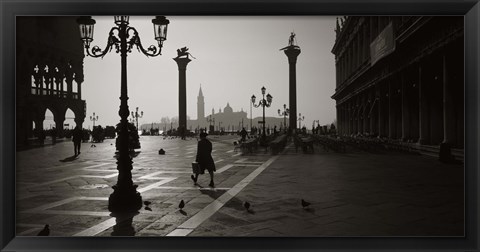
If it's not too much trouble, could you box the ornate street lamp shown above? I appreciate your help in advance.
[131,107,143,131]
[206,115,215,134]
[278,104,289,131]
[250,96,254,132]
[312,120,320,134]
[90,112,99,129]
[252,86,273,144]
[77,15,169,212]
[298,113,305,129]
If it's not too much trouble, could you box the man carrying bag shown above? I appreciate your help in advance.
[191,132,216,187]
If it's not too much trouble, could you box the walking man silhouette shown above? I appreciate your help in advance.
[191,132,216,187]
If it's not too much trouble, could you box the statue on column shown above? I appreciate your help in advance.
[288,32,296,46]
[175,47,196,59]
[280,32,300,51]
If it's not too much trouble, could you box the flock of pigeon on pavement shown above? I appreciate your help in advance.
[36,199,313,236]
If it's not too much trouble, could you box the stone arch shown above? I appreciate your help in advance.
[64,108,76,130]
[43,107,55,130]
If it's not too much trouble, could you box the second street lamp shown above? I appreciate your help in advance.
[278,104,289,132]
[131,107,143,131]
[90,112,99,129]
[206,115,215,134]
[77,15,169,213]
[251,86,273,145]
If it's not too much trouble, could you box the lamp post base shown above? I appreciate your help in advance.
[108,185,142,213]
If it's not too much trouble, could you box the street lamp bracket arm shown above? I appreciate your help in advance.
[84,27,120,58]
[127,27,162,57]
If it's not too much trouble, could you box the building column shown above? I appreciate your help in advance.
[378,89,384,137]
[388,81,393,139]
[442,54,454,144]
[77,82,82,100]
[173,56,192,134]
[284,46,301,130]
[363,96,368,134]
[369,92,375,135]
[55,114,65,138]
[418,65,428,144]
[401,73,409,141]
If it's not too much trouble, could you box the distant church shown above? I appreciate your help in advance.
[192,85,282,132]
[193,85,247,131]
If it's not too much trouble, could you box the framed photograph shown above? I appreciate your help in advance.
[1,0,479,251]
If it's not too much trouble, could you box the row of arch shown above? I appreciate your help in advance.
[30,62,83,100]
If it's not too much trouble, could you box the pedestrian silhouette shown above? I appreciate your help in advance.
[243,201,251,211]
[72,126,83,156]
[37,224,50,236]
[301,199,311,208]
[192,132,216,187]
[240,127,248,142]
[179,200,185,210]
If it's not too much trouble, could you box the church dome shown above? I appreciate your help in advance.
[224,103,233,114]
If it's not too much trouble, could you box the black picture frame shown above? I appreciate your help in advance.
[1,0,479,251]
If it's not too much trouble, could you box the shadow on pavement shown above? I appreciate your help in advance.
[110,211,139,236]
[59,155,78,162]
[200,188,226,200]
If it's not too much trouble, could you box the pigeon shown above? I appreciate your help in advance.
[243,201,251,211]
[179,200,185,210]
[144,200,151,206]
[301,199,311,208]
[37,224,50,236]
[144,206,152,211]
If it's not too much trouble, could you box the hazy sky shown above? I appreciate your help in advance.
[77,16,337,129]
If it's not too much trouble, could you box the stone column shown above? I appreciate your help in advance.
[74,116,85,130]
[65,64,74,99]
[369,92,375,135]
[173,56,192,134]
[388,81,393,139]
[401,73,409,141]
[418,65,428,144]
[363,96,368,134]
[55,114,65,138]
[442,54,454,144]
[378,89,384,137]
[284,46,301,130]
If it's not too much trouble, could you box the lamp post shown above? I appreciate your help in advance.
[206,115,215,134]
[298,113,305,129]
[250,95,255,133]
[77,15,170,212]
[90,112,99,129]
[278,104,289,131]
[131,107,143,131]
[313,120,320,134]
[251,86,273,144]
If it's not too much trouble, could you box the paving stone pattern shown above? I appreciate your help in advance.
[16,136,463,236]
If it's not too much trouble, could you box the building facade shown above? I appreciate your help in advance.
[16,17,87,147]
[331,16,464,150]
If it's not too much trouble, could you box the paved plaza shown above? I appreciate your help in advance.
[16,135,464,237]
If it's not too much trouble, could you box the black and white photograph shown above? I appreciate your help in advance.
[15,15,465,237]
